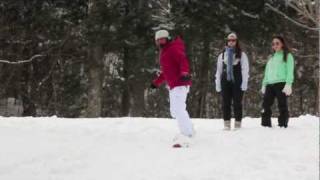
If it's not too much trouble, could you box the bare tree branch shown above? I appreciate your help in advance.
[265,3,320,31]
[295,54,319,58]
[0,54,45,64]
[287,0,318,24]
[151,0,175,30]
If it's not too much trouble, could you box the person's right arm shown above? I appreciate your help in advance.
[215,53,223,92]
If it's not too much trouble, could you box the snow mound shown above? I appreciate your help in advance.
[0,115,318,180]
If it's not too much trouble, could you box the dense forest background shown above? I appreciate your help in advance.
[0,0,319,118]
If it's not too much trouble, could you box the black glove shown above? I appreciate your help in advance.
[150,83,157,89]
[180,75,191,82]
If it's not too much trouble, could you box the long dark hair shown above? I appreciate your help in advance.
[272,36,291,62]
[223,37,242,59]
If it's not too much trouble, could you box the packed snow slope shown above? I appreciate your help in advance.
[0,115,318,180]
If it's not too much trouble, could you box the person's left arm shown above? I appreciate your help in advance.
[174,49,191,81]
[241,52,250,91]
[285,53,294,85]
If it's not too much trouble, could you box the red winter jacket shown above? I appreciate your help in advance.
[152,37,192,89]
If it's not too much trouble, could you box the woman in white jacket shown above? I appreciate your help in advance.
[215,33,249,130]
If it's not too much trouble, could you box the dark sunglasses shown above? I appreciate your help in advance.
[272,42,281,46]
[227,39,237,42]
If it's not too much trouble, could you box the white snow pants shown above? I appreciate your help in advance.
[169,86,194,137]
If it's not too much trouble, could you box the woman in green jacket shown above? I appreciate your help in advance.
[261,36,294,128]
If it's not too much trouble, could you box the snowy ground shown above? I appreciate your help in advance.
[0,115,318,180]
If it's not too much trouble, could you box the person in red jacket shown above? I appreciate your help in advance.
[151,30,194,148]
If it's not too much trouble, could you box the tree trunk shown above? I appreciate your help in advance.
[299,89,304,114]
[87,46,103,117]
[121,47,130,116]
[86,0,103,117]
[22,64,36,116]
[195,33,210,118]
[316,0,320,116]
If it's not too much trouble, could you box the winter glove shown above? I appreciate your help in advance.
[241,81,248,91]
[180,75,191,82]
[150,83,157,89]
[261,86,266,94]
[216,83,221,93]
[282,84,292,96]
[215,79,222,93]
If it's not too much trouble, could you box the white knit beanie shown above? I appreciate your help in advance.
[155,30,169,40]
[227,33,238,39]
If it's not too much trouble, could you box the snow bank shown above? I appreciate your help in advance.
[0,115,318,180]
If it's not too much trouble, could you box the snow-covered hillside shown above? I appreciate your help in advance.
[0,115,318,180]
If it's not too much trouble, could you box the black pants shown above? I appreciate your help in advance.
[261,83,289,128]
[221,81,243,122]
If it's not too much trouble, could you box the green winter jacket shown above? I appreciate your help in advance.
[262,51,294,87]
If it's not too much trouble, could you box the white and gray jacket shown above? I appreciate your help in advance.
[215,51,249,92]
